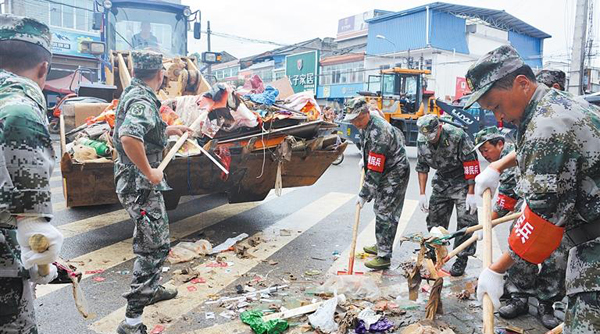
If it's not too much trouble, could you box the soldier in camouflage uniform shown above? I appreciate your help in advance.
[473,126,568,328]
[0,14,64,334]
[536,69,566,91]
[469,45,600,334]
[416,114,480,276]
[344,97,410,270]
[113,51,190,334]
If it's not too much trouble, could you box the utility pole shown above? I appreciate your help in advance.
[568,0,589,95]
[207,20,212,77]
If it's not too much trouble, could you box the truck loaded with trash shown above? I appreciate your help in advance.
[59,68,345,209]
[53,0,345,209]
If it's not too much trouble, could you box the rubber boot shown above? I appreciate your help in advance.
[363,245,377,255]
[498,297,529,319]
[148,285,178,305]
[365,256,391,270]
[538,302,560,329]
[450,256,468,277]
[117,320,148,334]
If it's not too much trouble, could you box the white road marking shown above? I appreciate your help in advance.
[36,189,295,298]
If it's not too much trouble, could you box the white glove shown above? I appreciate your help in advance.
[29,264,58,285]
[17,218,64,269]
[358,159,364,169]
[356,196,367,209]
[466,194,478,215]
[475,166,500,197]
[477,267,504,309]
[419,194,429,213]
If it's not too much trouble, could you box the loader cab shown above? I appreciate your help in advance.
[104,0,192,57]
[381,71,421,114]
[367,68,429,116]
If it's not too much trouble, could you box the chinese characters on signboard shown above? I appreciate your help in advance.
[285,50,319,94]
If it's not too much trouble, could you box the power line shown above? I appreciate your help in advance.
[26,0,95,12]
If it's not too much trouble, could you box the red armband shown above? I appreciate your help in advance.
[496,194,518,211]
[367,152,385,173]
[463,160,480,180]
[508,205,564,264]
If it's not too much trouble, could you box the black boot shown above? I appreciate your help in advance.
[538,302,560,329]
[450,256,468,277]
[498,297,529,319]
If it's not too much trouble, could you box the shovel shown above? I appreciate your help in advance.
[29,234,90,318]
[337,169,365,276]
[159,116,228,175]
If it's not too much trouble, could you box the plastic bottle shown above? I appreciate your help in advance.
[78,138,111,156]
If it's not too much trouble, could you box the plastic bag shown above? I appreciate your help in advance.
[240,310,288,334]
[160,105,184,126]
[357,308,381,329]
[177,240,212,255]
[221,102,259,131]
[210,233,249,254]
[168,245,198,264]
[318,275,381,300]
[308,295,339,333]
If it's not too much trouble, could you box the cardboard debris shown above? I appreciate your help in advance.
[401,320,456,334]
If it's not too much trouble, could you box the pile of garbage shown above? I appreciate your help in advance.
[63,75,333,165]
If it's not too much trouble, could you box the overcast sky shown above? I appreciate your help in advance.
[184,0,597,65]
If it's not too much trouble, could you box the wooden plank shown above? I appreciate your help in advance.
[117,53,131,88]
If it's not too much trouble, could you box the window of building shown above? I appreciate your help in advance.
[274,71,285,81]
[254,68,273,83]
[320,61,364,85]
[48,0,94,32]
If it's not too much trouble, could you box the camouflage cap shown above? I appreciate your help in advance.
[417,114,440,142]
[343,97,368,121]
[132,50,163,70]
[536,69,566,90]
[0,14,51,53]
[473,126,504,152]
[464,45,525,108]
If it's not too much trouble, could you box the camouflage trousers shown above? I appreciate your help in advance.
[0,228,37,334]
[374,166,410,258]
[505,230,571,302]
[426,177,477,258]
[118,190,170,318]
[564,292,600,334]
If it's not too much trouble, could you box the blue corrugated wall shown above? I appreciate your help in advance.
[429,10,469,54]
[366,11,428,55]
[508,31,543,68]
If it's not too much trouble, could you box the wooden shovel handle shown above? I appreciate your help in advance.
[347,170,365,274]
[28,234,50,276]
[463,212,520,235]
[482,189,494,334]
[443,233,479,263]
[158,132,189,172]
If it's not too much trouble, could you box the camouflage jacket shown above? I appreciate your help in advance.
[416,124,479,185]
[359,115,410,202]
[494,142,520,217]
[512,84,600,294]
[113,78,169,194]
[0,69,54,221]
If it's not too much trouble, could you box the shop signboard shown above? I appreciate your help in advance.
[285,50,319,94]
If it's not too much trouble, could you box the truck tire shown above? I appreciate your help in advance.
[332,153,344,165]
